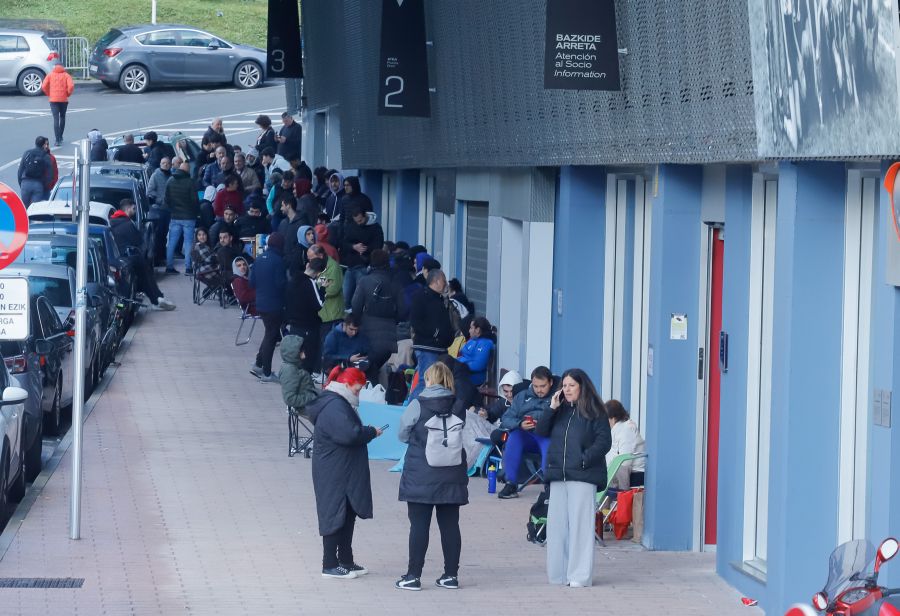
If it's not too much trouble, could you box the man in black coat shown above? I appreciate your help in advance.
[341,206,384,310]
[109,200,174,310]
[350,250,400,380]
[276,112,302,163]
[144,131,176,171]
[235,201,270,239]
[305,376,381,579]
[409,269,454,397]
[114,134,145,164]
[284,258,326,372]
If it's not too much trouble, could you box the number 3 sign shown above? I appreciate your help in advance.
[378,0,430,117]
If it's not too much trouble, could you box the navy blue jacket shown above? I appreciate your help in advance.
[322,327,371,365]
[249,248,286,313]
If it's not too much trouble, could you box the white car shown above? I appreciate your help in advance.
[27,200,117,226]
[0,29,60,96]
[0,358,29,526]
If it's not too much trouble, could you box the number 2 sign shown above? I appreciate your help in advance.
[378,0,430,117]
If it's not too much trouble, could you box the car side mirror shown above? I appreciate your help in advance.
[35,339,53,355]
[0,386,28,407]
[207,42,220,50]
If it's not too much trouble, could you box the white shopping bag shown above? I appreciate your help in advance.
[358,382,387,404]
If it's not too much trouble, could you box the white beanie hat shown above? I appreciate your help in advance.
[498,370,523,388]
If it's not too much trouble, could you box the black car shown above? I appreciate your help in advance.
[49,174,159,263]
[29,222,137,314]
[1,295,75,481]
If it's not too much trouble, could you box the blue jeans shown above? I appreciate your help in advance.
[20,179,45,208]
[409,349,441,400]
[502,429,551,483]
[167,218,196,269]
[342,265,367,310]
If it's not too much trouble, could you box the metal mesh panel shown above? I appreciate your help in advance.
[303,0,758,168]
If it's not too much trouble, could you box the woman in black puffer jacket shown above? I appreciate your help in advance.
[534,368,611,589]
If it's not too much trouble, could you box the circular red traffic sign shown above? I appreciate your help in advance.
[0,182,30,270]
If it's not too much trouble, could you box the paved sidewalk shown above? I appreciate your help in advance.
[0,277,761,615]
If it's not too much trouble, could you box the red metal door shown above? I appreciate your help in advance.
[705,228,724,545]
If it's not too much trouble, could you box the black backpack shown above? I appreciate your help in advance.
[22,150,44,180]
[526,485,551,545]
[365,281,396,319]
[385,370,408,405]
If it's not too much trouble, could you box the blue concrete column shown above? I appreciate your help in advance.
[395,170,420,245]
[360,170,383,222]
[550,166,606,383]
[641,164,703,551]
[764,162,845,612]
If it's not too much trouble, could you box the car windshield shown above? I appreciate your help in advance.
[16,244,97,282]
[28,276,72,309]
[55,185,133,208]
[822,540,876,601]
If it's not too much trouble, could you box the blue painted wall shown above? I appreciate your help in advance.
[717,165,765,599]
[642,164,703,551]
[550,166,606,383]
[395,170,420,245]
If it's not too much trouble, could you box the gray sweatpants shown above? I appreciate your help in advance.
[546,480,596,586]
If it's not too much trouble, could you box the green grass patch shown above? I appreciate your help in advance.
[3,0,283,48]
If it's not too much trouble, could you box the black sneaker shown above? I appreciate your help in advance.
[435,574,459,589]
[395,575,421,591]
[165,267,179,275]
[340,562,368,576]
[498,483,519,499]
[184,266,193,275]
[322,566,357,579]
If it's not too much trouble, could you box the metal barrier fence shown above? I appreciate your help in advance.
[47,37,90,79]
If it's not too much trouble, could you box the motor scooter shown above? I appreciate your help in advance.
[785,537,900,616]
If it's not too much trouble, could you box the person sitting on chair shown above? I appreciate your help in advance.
[191,228,221,287]
[231,256,256,313]
[605,399,646,488]
[322,314,370,373]
[478,369,524,424]
[496,366,557,499]
[280,334,320,410]
[455,316,495,385]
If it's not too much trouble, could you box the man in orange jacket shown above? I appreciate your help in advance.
[41,65,74,147]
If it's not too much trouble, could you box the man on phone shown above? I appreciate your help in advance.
[496,366,558,499]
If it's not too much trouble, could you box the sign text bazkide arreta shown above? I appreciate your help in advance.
[544,0,621,91]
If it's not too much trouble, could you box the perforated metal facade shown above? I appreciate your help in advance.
[302,0,759,169]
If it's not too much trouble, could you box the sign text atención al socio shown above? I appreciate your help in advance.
[544,0,621,91]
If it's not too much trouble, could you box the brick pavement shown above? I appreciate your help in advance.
[0,277,763,615]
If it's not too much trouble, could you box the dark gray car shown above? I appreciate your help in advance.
[89,24,267,94]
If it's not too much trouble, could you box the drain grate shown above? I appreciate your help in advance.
[0,578,84,588]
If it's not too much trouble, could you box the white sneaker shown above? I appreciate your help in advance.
[157,298,176,311]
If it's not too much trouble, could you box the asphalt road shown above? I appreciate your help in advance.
[0,80,287,188]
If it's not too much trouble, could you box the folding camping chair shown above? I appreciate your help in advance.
[288,406,314,458]
[595,453,647,545]
[233,284,259,346]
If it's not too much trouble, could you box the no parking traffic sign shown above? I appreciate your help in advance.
[0,181,29,269]
[0,183,31,340]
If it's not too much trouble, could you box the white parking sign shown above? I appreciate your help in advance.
[0,277,30,341]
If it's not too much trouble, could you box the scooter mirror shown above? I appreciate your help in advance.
[812,592,828,611]
[876,538,900,573]
[786,605,818,616]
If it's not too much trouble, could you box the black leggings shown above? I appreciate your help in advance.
[322,501,357,569]
[255,310,283,376]
[406,502,461,578]
[50,101,68,142]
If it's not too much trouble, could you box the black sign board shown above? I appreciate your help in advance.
[267,0,303,79]
[378,0,430,117]
[544,0,620,91]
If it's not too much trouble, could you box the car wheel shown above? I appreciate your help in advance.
[9,437,26,503]
[234,61,262,89]
[119,65,149,94]
[0,449,10,527]
[25,414,43,483]
[44,376,63,437]
[17,68,44,96]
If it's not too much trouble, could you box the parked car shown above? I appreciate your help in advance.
[49,174,158,262]
[29,222,137,314]
[106,132,201,172]
[0,359,28,526]
[91,161,150,194]
[16,233,116,332]
[3,265,104,397]
[27,200,116,226]
[89,24,267,94]
[0,29,60,95]
[1,294,75,482]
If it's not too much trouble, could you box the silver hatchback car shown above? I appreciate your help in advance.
[0,29,60,96]
[89,24,267,94]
